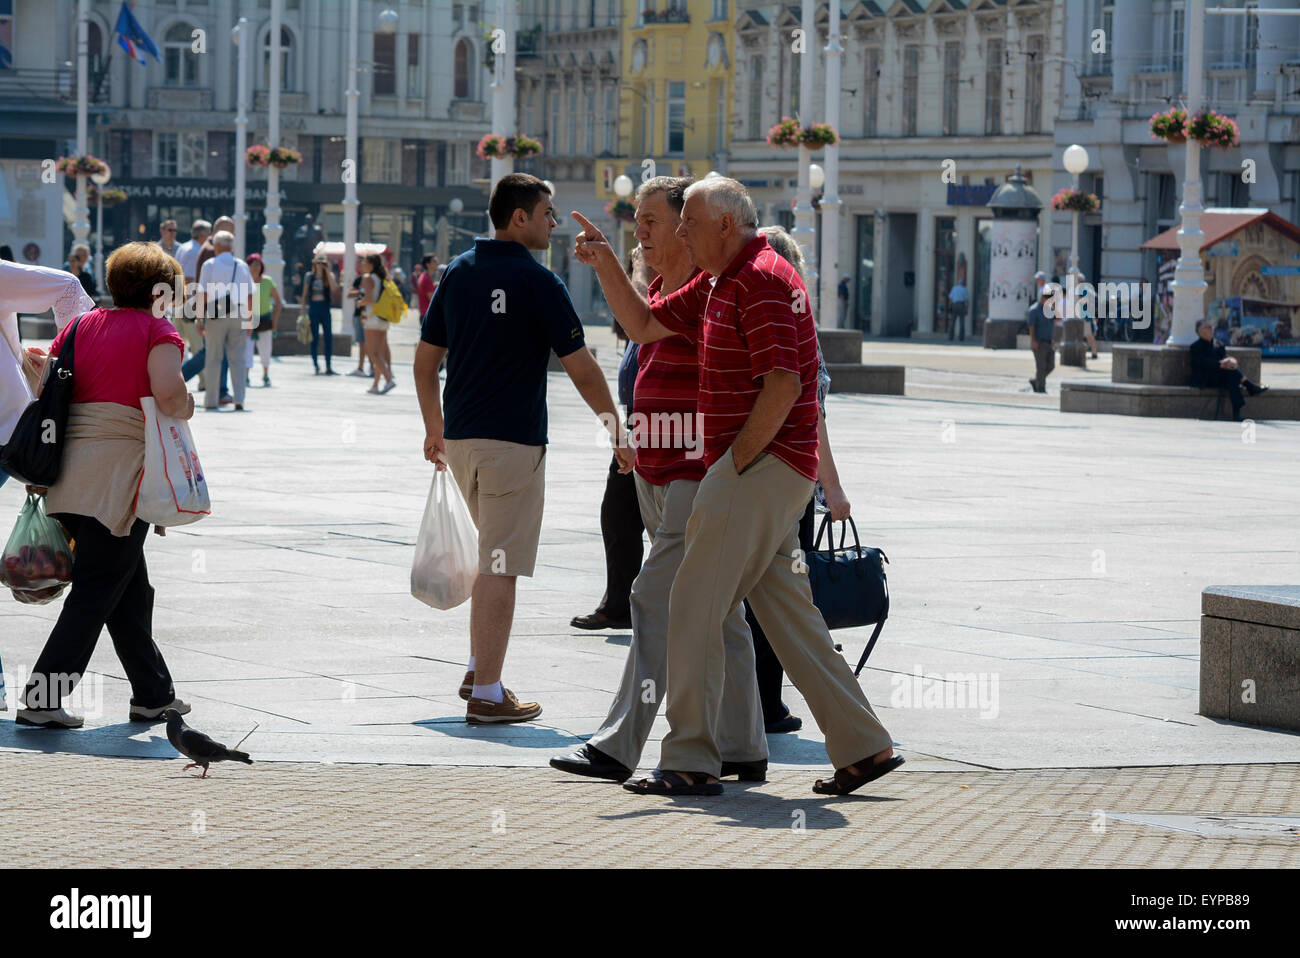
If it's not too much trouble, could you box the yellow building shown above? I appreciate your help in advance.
[594,0,735,232]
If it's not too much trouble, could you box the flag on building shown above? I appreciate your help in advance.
[114,2,160,65]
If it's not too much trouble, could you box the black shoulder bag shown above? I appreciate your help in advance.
[807,514,890,677]
[0,314,82,487]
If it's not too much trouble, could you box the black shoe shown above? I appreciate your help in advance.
[1029,379,1039,392]
[549,743,632,782]
[765,712,803,734]
[1245,382,1268,397]
[570,611,632,631]
[720,759,768,782]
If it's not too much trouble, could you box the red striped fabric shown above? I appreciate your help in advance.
[649,235,821,481]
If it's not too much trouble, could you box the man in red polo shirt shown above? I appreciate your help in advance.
[551,178,766,783]
[571,176,901,797]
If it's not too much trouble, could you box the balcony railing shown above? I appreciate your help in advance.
[0,67,111,105]
[637,6,690,26]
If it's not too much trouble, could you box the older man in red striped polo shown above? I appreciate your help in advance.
[572,175,902,797]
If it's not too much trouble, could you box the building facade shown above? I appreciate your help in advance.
[1055,0,1300,336]
[730,0,1064,338]
[1,0,492,278]
[515,0,625,321]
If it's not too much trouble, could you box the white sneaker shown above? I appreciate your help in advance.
[16,706,85,729]
[129,698,192,723]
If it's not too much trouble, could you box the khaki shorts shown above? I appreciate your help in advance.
[443,438,546,577]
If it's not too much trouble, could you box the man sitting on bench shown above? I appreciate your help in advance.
[1190,319,1268,422]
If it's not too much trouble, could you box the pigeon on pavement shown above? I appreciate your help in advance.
[164,708,254,778]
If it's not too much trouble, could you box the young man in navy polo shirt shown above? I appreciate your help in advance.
[414,173,630,724]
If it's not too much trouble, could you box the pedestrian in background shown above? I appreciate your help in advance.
[948,279,969,342]
[64,244,98,298]
[1028,286,1055,394]
[346,267,373,379]
[300,254,338,375]
[357,253,395,395]
[245,253,281,388]
[17,242,193,729]
[570,245,650,633]
[156,220,180,258]
[417,253,439,318]
[194,215,235,279]
[196,230,253,411]
[754,224,854,734]
[837,275,850,325]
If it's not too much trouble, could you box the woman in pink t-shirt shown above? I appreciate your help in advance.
[18,242,195,730]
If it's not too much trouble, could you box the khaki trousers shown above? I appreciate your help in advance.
[586,476,767,772]
[661,448,893,775]
[202,318,248,408]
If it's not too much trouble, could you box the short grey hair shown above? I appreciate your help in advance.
[683,176,758,231]
[192,220,212,234]
[635,175,693,215]
[758,225,807,283]
[1196,318,1213,332]
[212,230,235,250]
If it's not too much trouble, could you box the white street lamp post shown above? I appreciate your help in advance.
[261,0,285,292]
[91,163,111,287]
[613,174,634,269]
[342,0,361,335]
[1169,0,1206,346]
[72,0,90,258]
[232,18,250,260]
[791,1,817,292]
[1062,143,1090,368]
[818,0,843,328]
[490,0,517,189]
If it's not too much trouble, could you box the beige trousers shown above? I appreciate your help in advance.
[661,448,893,775]
[586,475,767,772]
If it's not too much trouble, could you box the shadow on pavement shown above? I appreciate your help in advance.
[410,718,576,748]
[598,783,902,830]
[0,720,175,760]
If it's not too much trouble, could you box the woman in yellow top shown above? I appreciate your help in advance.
[246,254,282,388]
[358,253,395,394]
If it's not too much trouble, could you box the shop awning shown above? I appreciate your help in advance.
[1141,208,1300,252]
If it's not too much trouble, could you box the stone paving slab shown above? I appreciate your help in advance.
[2,331,1299,771]
[0,752,1296,868]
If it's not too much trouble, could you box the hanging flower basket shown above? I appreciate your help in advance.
[476,134,507,160]
[268,146,302,168]
[56,154,108,177]
[506,134,542,158]
[1150,107,1188,144]
[801,123,839,149]
[606,198,637,223]
[245,144,271,167]
[1050,188,1100,214]
[87,185,127,207]
[766,117,802,148]
[1188,109,1240,149]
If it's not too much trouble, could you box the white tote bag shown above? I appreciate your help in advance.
[136,397,211,527]
[410,469,478,610]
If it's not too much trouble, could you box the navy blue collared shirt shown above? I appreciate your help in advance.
[422,238,586,446]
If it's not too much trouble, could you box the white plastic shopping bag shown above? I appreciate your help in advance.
[410,468,478,610]
[136,396,211,527]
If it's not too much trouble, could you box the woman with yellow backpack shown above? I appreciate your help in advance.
[358,253,404,394]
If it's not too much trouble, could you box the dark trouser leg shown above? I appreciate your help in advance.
[104,537,175,708]
[595,454,645,620]
[1212,369,1246,413]
[23,517,148,709]
[749,497,817,723]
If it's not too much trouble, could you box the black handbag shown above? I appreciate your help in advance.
[256,313,274,333]
[807,514,889,677]
[0,315,82,487]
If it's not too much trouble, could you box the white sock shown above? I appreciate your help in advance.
[472,681,503,703]
[467,656,476,671]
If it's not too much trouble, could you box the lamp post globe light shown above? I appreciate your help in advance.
[449,198,464,215]
[377,9,399,33]
[809,163,825,191]
[613,175,634,266]
[90,162,111,288]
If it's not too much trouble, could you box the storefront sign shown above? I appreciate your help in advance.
[1260,264,1300,275]
[1205,240,1238,258]
[116,181,270,202]
[947,184,997,207]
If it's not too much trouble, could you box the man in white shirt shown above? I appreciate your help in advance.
[196,231,254,411]
[0,262,95,488]
[177,220,210,284]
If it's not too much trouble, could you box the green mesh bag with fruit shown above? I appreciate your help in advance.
[2,493,74,605]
